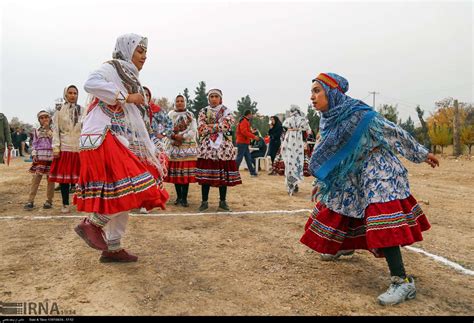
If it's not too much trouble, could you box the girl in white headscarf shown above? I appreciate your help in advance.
[281,105,311,195]
[74,33,169,263]
[165,94,198,207]
[49,85,83,213]
[195,89,242,212]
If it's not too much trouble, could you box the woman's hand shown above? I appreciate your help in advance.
[53,151,60,158]
[424,153,439,168]
[126,93,145,105]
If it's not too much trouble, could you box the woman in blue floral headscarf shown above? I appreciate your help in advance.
[300,73,439,306]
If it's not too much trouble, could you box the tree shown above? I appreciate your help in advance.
[377,104,399,123]
[182,88,192,108]
[429,124,452,154]
[307,104,320,134]
[399,116,416,136]
[188,81,208,118]
[461,125,474,155]
[416,105,431,151]
[155,97,172,113]
[252,114,270,137]
[235,95,258,121]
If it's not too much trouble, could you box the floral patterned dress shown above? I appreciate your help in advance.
[195,105,242,187]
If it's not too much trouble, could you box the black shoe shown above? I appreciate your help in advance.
[43,201,53,209]
[218,200,231,212]
[180,200,189,207]
[294,185,299,193]
[198,201,208,212]
[174,198,181,206]
[24,202,34,210]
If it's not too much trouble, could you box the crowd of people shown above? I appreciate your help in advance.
[0,33,442,306]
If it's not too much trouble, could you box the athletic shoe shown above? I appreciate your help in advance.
[378,276,416,306]
[61,205,70,213]
[139,207,148,214]
[24,202,34,210]
[43,201,53,209]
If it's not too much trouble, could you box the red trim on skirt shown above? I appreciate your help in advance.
[196,158,242,187]
[165,160,197,184]
[300,195,430,258]
[74,132,169,215]
[29,160,52,175]
[49,151,81,183]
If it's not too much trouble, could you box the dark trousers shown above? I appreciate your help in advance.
[201,185,227,202]
[235,143,256,175]
[60,183,70,206]
[382,246,406,278]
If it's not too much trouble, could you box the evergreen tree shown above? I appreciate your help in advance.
[182,88,192,109]
[377,104,399,123]
[235,95,258,120]
[400,116,416,136]
[189,81,208,118]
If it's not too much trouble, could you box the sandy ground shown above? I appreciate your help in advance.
[0,155,473,316]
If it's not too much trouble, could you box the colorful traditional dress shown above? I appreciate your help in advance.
[49,86,83,184]
[196,104,242,187]
[74,35,168,216]
[300,73,430,258]
[166,109,198,184]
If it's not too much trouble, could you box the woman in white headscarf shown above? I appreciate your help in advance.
[195,89,242,212]
[49,85,84,213]
[281,105,311,195]
[165,94,198,207]
[73,33,169,263]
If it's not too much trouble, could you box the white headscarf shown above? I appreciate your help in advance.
[100,33,163,176]
[61,85,81,126]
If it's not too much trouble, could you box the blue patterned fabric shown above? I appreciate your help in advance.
[308,73,429,218]
[309,73,377,199]
[323,117,429,218]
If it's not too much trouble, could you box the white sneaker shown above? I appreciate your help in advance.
[378,276,416,306]
[320,249,355,261]
[61,205,70,213]
[139,207,149,214]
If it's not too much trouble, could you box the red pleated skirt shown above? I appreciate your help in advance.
[165,160,197,184]
[49,151,80,183]
[195,158,242,187]
[300,195,431,258]
[74,131,169,215]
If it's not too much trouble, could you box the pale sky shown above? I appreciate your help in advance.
[1,0,472,126]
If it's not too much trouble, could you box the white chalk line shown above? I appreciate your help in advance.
[404,246,474,276]
[1,209,473,276]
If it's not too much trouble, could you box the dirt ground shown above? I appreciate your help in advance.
[0,155,473,316]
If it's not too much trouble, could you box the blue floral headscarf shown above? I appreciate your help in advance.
[309,73,380,199]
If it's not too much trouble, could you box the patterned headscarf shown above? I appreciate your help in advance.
[309,73,377,199]
[207,88,223,105]
[62,85,81,126]
[108,33,147,95]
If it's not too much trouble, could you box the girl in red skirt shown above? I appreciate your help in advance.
[195,89,242,212]
[49,85,83,213]
[24,110,55,210]
[165,94,198,207]
[73,33,169,263]
[300,73,439,305]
